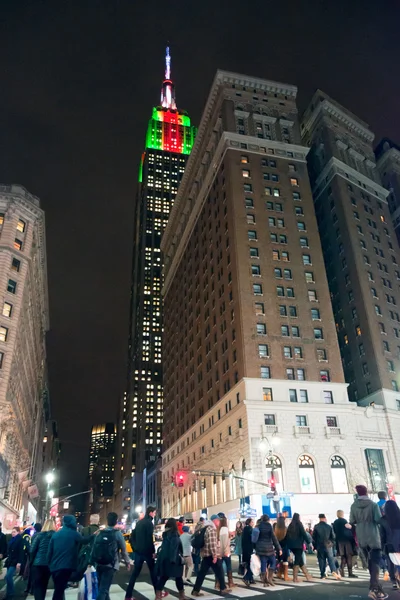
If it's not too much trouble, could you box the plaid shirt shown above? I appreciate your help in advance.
[201,523,219,559]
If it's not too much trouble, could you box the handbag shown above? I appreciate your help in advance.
[250,554,261,578]
[389,552,400,567]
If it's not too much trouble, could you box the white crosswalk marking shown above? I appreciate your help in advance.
[133,582,158,599]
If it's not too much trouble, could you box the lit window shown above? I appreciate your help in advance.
[255,303,265,315]
[320,369,330,382]
[308,290,318,302]
[262,386,273,400]
[17,219,26,233]
[305,272,314,283]
[290,178,298,186]
[273,188,280,197]
[2,303,12,318]
[0,352,4,369]
[241,156,249,164]
[0,214,4,226]
[242,169,250,178]
[0,327,8,342]
[14,239,23,251]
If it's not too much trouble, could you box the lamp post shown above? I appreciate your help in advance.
[45,472,55,519]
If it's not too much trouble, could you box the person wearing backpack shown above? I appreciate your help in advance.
[92,512,131,600]
[125,506,157,600]
[191,515,231,597]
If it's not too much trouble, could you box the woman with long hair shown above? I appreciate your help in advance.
[274,516,290,581]
[286,513,312,582]
[5,527,24,599]
[30,519,56,600]
[155,518,186,600]
[380,499,400,590]
[234,521,243,572]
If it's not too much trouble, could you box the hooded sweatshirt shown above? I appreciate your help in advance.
[47,515,84,572]
[349,496,382,549]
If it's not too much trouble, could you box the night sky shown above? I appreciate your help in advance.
[0,0,399,500]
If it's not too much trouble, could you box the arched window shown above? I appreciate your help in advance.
[266,455,283,492]
[331,455,349,493]
[298,454,317,493]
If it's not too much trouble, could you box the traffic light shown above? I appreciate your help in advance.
[170,476,175,487]
[178,474,184,488]
[268,475,276,489]
[4,490,9,500]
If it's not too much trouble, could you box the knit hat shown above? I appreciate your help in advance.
[318,514,326,519]
[182,525,189,532]
[210,514,219,521]
[355,484,368,496]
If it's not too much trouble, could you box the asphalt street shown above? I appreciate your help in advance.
[1,556,399,600]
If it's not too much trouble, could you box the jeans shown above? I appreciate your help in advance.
[6,566,16,597]
[193,556,226,592]
[31,565,51,600]
[260,555,276,573]
[361,546,381,590]
[156,575,183,592]
[52,569,73,600]
[317,547,337,576]
[221,556,232,572]
[126,553,156,595]
[97,566,115,600]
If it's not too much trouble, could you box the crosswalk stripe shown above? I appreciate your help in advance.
[133,582,157,600]
[202,578,265,596]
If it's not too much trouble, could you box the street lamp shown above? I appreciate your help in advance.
[48,490,55,499]
[135,505,142,513]
[45,472,55,485]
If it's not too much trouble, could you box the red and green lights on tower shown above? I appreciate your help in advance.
[139,47,196,181]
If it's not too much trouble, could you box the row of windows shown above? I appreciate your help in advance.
[262,388,333,403]
[242,168,299,187]
[253,283,320,304]
[260,366,330,381]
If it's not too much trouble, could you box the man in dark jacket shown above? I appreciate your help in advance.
[92,512,131,600]
[333,510,357,578]
[251,514,282,586]
[47,515,86,600]
[350,485,385,600]
[125,506,157,599]
[0,522,7,566]
[312,514,341,580]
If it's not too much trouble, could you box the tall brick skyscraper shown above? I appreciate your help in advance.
[302,92,400,409]
[115,48,196,513]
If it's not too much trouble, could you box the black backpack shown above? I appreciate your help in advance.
[191,527,207,550]
[70,541,93,582]
[92,529,117,565]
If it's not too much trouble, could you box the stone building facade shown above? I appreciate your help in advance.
[0,184,49,528]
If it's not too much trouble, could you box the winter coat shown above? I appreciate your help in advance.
[30,531,55,567]
[380,516,400,554]
[47,515,84,572]
[219,526,230,557]
[350,497,381,549]
[234,531,242,555]
[252,522,281,557]
[200,522,218,559]
[156,530,183,579]
[130,515,155,556]
[180,533,192,557]
[6,535,24,567]
[242,525,253,557]
[312,522,335,550]
[332,518,354,544]
[286,521,309,550]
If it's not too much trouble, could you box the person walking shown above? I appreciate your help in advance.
[313,514,341,580]
[47,514,87,600]
[180,526,193,584]
[192,518,204,577]
[242,518,254,587]
[0,522,7,574]
[274,516,290,581]
[380,499,400,591]
[191,514,231,597]
[156,518,187,600]
[333,510,357,578]
[251,514,281,587]
[5,527,24,599]
[350,484,387,600]
[286,513,313,582]
[218,516,234,588]
[177,518,186,536]
[91,512,131,600]
[125,506,157,599]
[377,492,388,516]
[233,522,243,569]
[30,519,56,600]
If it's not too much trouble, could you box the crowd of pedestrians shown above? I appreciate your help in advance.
[0,485,399,600]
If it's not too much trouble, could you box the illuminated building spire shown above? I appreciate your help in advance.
[161,45,176,110]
